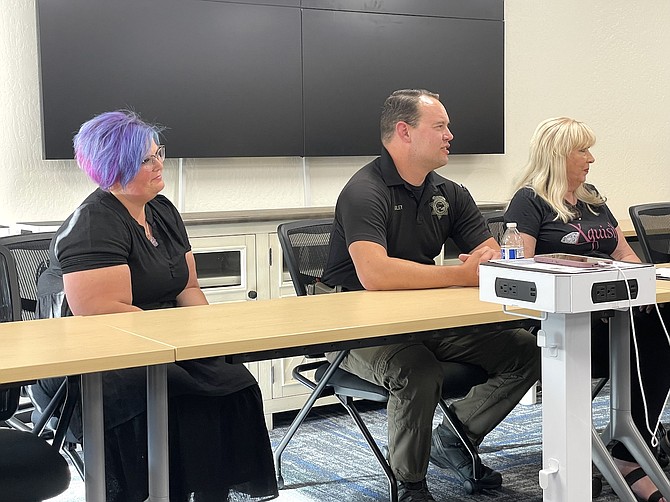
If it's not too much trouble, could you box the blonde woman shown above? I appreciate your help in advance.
[505,116,670,502]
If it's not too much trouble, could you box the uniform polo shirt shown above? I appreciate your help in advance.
[322,148,490,291]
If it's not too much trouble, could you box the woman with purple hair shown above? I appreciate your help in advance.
[31,110,278,501]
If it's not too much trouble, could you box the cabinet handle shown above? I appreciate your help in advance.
[248,290,258,300]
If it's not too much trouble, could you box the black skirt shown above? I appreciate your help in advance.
[105,384,278,501]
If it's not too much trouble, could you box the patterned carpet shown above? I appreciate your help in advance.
[51,385,669,501]
[267,386,668,502]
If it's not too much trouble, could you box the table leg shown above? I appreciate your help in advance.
[82,372,105,502]
[539,312,592,501]
[147,364,169,502]
[608,309,670,499]
[592,424,636,501]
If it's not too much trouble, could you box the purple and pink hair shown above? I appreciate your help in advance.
[73,110,163,190]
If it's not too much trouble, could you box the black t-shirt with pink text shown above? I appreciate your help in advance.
[504,185,619,260]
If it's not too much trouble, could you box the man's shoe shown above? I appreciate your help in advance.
[429,426,502,490]
[398,479,435,502]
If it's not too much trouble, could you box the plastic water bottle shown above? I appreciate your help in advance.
[500,222,524,260]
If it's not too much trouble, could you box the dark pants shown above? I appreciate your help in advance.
[337,327,540,483]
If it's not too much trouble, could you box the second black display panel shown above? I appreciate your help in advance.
[302,9,504,156]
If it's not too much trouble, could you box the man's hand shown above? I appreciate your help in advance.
[456,247,498,286]
[458,245,499,263]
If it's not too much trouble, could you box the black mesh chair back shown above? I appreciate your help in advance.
[0,244,22,425]
[0,232,84,479]
[0,245,21,324]
[629,203,670,264]
[277,219,333,296]
[1,233,72,497]
[0,232,55,321]
[481,210,506,244]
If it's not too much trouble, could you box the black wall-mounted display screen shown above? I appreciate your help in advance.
[36,0,303,159]
[300,0,503,20]
[302,9,504,156]
[36,0,503,159]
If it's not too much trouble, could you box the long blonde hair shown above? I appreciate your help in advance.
[515,117,606,222]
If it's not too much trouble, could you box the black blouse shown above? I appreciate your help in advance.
[41,188,190,310]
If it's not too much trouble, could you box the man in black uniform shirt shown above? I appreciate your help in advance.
[321,89,540,501]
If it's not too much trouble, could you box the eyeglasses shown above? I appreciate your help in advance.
[141,145,166,168]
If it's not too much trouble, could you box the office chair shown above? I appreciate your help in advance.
[629,203,670,264]
[0,233,56,321]
[0,233,84,479]
[0,385,71,501]
[273,219,491,500]
[0,242,71,501]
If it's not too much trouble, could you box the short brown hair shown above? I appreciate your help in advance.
[380,89,440,143]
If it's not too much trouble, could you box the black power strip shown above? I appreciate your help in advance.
[494,278,537,303]
[591,279,638,303]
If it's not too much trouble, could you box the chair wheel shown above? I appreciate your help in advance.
[277,475,285,490]
[592,476,602,497]
[463,479,477,495]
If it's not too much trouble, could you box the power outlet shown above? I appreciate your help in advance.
[591,279,639,303]
[494,278,537,302]
[606,284,617,300]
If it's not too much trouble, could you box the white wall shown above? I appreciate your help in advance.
[1,0,668,224]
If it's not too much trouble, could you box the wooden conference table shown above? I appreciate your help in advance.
[98,287,533,501]
[0,287,526,502]
[0,316,174,501]
[2,283,670,501]
[96,286,513,361]
[94,282,670,501]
